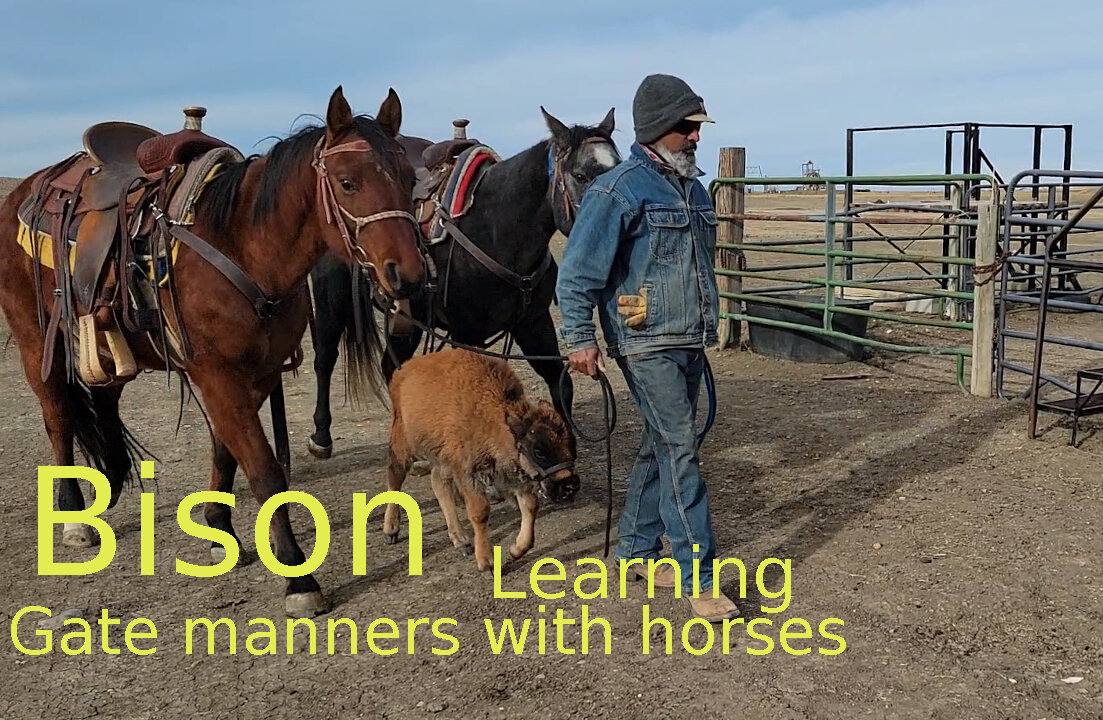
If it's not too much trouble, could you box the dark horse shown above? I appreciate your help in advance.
[0,87,425,616]
[305,107,621,472]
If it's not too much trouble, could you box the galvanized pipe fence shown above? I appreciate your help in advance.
[995,169,1103,402]
[709,157,1000,395]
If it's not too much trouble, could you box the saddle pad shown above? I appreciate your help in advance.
[424,145,500,246]
[16,220,72,271]
[145,150,240,287]
[165,145,244,225]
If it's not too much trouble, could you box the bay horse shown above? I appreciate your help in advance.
[305,107,620,480]
[0,86,425,617]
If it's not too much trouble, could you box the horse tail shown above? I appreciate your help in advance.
[68,378,152,491]
[342,266,386,407]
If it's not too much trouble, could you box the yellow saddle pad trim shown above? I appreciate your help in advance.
[16,160,225,285]
[17,219,181,283]
[16,221,72,272]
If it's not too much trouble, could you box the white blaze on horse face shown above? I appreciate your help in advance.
[589,142,619,171]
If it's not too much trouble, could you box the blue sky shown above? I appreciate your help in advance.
[2,0,1100,186]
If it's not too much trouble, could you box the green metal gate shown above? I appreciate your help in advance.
[708,168,1000,395]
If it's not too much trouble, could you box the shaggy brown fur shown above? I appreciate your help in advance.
[383,348,576,571]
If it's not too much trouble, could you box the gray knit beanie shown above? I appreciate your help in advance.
[632,74,714,145]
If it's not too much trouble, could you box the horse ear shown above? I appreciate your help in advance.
[326,86,354,138]
[377,88,403,138]
[541,106,571,150]
[597,107,615,136]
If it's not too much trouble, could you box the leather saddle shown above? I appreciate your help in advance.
[17,112,239,385]
[405,123,500,246]
[421,138,478,174]
[21,121,233,311]
[415,143,499,245]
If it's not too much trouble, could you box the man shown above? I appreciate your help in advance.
[555,73,738,622]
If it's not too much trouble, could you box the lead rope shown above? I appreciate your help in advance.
[559,367,617,556]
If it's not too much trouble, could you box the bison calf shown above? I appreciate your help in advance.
[383,348,577,571]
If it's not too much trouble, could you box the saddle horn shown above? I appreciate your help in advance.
[183,106,207,131]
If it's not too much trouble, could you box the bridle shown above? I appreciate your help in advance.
[547,136,611,228]
[312,136,420,279]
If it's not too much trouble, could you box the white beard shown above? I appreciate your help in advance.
[652,144,702,179]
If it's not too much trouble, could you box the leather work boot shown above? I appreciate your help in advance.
[629,562,678,588]
[689,589,740,623]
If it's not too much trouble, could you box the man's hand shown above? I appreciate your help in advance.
[568,347,606,378]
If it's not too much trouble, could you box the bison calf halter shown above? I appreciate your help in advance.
[312,136,419,278]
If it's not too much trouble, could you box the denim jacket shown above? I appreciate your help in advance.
[555,143,719,358]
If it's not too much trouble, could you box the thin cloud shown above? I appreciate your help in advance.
[1,0,1100,181]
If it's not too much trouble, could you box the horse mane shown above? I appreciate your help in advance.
[489,119,616,183]
[195,115,402,238]
[561,120,614,147]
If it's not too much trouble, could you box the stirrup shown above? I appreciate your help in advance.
[105,326,138,379]
[77,314,111,385]
[77,314,137,385]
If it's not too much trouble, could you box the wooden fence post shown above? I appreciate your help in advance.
[970,198,997,397]
[715,147,745,349]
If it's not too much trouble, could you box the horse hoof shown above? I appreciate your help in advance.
[409,460,431,476]
[211,545,252,567]
[383,531,399,545]
[63,525,99,548]
[307,438,332,459]
[285,591,328,618]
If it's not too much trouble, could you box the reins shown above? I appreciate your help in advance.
[374,291,717,559]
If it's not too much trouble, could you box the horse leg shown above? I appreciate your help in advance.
[382,320,421,385]
[203,438,253,567]
[198,372,326,617]
[383,300,433,483]
[381,287,428,384]
[307,265,350,459]
[19,361,122,548]
[512,308,573,420]
[47,385,91,548]
[3,300,135,546]
[82,382,140,507]
[270,379,290,477]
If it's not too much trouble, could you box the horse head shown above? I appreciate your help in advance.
[540,106,620,236]
[314,86,425,299]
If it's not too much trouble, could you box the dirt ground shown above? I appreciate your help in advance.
[1,180,1102,720]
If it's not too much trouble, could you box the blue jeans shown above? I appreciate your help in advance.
[614,348,716,594]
